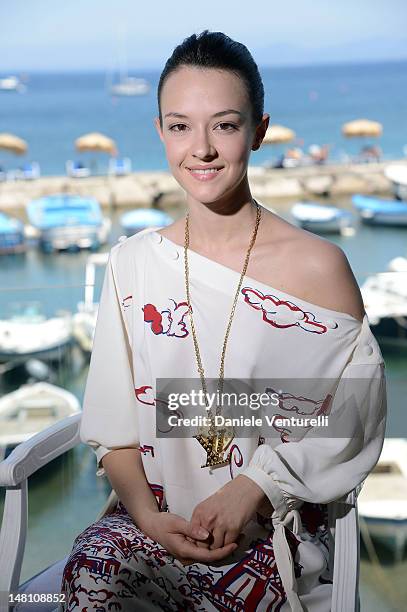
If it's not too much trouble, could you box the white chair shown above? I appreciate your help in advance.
[0,416,360,612]
[108,157,132,176]
[65,160,90,178]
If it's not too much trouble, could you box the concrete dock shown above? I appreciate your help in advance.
[0,160,405,212]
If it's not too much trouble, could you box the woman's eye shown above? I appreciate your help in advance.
[216,123,237,131]
[169,124,188,132]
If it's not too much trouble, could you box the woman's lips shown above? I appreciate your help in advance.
[186,167,224,182]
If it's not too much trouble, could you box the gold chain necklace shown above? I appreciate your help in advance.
[184,201,262,469]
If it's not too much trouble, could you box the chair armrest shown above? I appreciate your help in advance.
[0,414,81,487]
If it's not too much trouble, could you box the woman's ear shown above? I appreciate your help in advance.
[154,117,164,143]
[252,113,270,151]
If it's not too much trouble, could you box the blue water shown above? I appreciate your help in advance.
[0,60,406,175]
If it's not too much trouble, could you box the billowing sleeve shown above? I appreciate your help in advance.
[242,320,387,516]
[80,244,139,476]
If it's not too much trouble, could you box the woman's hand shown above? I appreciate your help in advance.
[190,475,268,550]
[141,510,238,565]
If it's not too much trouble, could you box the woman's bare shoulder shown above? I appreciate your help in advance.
[259,211,365,322]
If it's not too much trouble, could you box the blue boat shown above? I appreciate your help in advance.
[120,208,172,236]
[352,194,407,226]
[26,194,111,252]
[0,212,25,254]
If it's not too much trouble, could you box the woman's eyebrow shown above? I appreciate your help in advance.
[164,109,243,119]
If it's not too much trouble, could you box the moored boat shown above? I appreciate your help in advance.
[0,75,26,93]
[291,201,353,234]
[0,212,26,254]
[0,302,73,362]
[26,194,111,252]
[352,194,407,226]
[0,382,80,458]
[361,257,407,345]
[384,164,407,201]
[111,76,150,96]
[358,438,407,562]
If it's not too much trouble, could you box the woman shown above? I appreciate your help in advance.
[61,31,386,611]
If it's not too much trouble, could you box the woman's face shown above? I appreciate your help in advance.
[155,66,268,206]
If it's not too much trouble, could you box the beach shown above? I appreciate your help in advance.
[1,159,405,212]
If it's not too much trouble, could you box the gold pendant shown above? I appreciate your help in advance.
[194,430,234,469]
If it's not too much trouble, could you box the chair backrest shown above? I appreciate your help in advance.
[329,491,360,612]
[0,414,81,611]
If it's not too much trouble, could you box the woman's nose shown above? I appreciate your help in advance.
[192,129,216,159]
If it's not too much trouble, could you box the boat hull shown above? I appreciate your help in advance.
[291,202,353,234]
[26,194,110,251]
[369,317,407,346]
[360,213,407,226]
[0,382,81,454]
[391,183,407,201]
[40,225,106,252]
[0,338,73,363]
[0,240,26,254]
[353,194,407,226]
[297,219,349,233]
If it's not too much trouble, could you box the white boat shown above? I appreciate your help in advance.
[0,382,80,458]
[0,75,26,93]
[361,257,407,345]
[291,201,354,234]
[108,33,150,97]
[111,76,149,96]
[358,439,407,562]
[0,302,73,362]
[73,253,109,354]
[385,164,407,201]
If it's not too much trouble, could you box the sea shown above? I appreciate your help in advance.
[0,60,407,173]
[0,61,406,611]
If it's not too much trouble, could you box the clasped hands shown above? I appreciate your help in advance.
[143,475,267,566]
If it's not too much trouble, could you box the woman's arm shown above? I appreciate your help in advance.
[102,448,160,529]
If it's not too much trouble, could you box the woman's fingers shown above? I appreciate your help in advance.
[223,529,242,546]
[172,516,209,541]
[209,526,226,550]
[176,539,237,563]
[186,535,210,549]
[192,542,238,562]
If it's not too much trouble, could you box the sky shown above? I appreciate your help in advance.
[2,0,407,71]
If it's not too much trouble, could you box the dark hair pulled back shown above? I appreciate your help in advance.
[157,30,264,125]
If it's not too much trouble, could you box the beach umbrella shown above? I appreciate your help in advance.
[341,119,383,138]
[0,133,28,155]
[75,132,117,155]
[262,125,296,145]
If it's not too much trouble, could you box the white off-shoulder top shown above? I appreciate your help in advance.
[80,227,386,611]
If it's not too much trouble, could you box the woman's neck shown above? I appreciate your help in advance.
[186,192,258,256]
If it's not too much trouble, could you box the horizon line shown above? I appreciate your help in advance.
[2,56,407,75]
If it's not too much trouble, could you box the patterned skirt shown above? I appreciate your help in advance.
[60,502,333,611]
